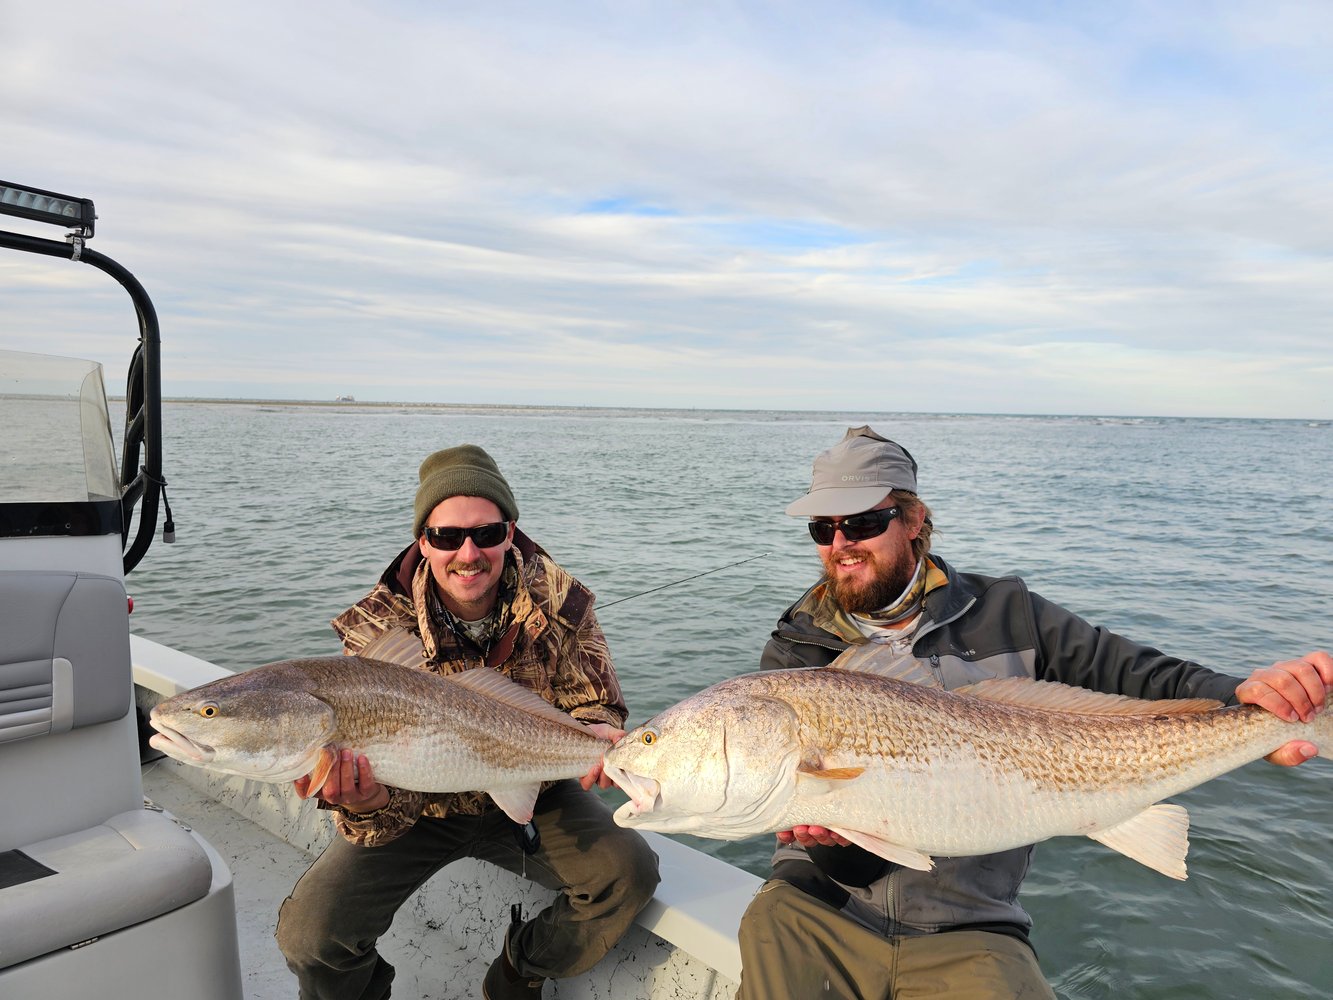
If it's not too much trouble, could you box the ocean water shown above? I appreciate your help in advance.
[120,401,1332,998]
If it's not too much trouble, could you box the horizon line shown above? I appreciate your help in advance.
[104,396,1333,424]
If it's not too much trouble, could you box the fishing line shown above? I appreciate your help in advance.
[594,552,771,613]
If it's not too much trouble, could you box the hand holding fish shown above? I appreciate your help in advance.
[1235,651,1333,766]
[293,749,390,813]
[581,723,626,790]
[776,826,851,849]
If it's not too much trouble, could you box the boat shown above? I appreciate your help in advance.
[0,179,754,999]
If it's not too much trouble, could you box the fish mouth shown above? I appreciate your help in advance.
[602,762,661,816]
[147,708,215,763]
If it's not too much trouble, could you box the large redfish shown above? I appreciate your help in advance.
[603,648,1330,878]
[148,654,608,824]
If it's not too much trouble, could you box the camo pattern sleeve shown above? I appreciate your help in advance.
[331,786,429,847]
[331,581,419,656]
[534,554,628,729]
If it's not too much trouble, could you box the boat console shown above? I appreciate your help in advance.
[0,182,243,997]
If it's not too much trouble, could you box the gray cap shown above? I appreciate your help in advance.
[785,426,919,517]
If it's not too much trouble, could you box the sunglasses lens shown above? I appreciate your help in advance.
[426,527,465,549]
[808,521,837,545]
[471,522,508,547]
[839,512,886,541]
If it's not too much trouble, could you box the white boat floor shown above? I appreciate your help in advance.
[142,760,503,999]
[140,758,321,999]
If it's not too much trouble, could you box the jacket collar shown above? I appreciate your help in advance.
[800,554,960,642]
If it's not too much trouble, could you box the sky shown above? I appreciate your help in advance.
[3,1,1332,418]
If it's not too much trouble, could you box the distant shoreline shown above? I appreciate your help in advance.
[100,398,1331,424]
[157,397,571,411]
[118,397,644,414]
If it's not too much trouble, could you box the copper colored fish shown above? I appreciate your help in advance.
[604,645,1331,878]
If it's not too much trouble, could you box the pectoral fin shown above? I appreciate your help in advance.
[303,744,339,794]
[828,828,935,872]
[1087,804,1190,880]
[487,784,543,825]
[795,763,866,795]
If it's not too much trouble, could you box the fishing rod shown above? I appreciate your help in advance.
[594,552,771,613]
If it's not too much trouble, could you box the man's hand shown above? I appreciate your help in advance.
[293,749,390,813]
[776,825,852,849]
[581,723,625,791]
[1234,651,1333,766]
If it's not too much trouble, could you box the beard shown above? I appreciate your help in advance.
[823,545,918,615]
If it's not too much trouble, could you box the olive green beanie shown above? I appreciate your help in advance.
[412,445,519,537]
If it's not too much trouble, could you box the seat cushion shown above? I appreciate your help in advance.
[0,807,213,969]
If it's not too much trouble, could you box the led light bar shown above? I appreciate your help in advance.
[0,180,96,237]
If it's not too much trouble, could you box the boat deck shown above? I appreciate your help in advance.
[142,762,313,999]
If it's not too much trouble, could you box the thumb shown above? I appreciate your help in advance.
[1265,741,1319,767]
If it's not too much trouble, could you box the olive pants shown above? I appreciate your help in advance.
[275,781,659,1000]
[737,880,1057,1000]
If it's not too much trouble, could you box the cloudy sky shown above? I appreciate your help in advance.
[3,1,1331,418]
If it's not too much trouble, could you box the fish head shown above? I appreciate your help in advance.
[604,681,801,838]
[148,661,338,783]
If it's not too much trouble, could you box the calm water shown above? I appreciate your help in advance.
[121,402,1332,998]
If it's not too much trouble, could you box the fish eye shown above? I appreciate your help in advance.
[198,702,220,718]
[640,727,659,746]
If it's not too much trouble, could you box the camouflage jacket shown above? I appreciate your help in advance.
[327,527,625,846]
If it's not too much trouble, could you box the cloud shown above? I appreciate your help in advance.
[2,0,1331,417]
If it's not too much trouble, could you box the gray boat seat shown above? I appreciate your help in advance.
[0,566,213,970]
[1,570,132,746]
[0,807,213,968]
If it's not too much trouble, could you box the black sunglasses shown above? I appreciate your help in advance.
[423,521,510,550]
[808,507,901,546]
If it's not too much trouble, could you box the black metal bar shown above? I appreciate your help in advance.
[0,230,80,260]
[0,227,163,575]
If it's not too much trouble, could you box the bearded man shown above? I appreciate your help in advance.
[739,425,1332,1000]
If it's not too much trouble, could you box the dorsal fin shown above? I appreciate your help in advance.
[824,642,940,687]
[359,627,428,668]
[444,667,609,737]
[956,677,1223,716]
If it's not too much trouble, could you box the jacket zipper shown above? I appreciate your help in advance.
[912,596,977,684]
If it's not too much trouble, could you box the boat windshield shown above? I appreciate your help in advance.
[0,349,119,504]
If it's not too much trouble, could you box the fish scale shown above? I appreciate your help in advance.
[605,665,1331,878]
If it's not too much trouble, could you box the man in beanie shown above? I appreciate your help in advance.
[276,444,659,1000]
[736,425,1332,1000]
